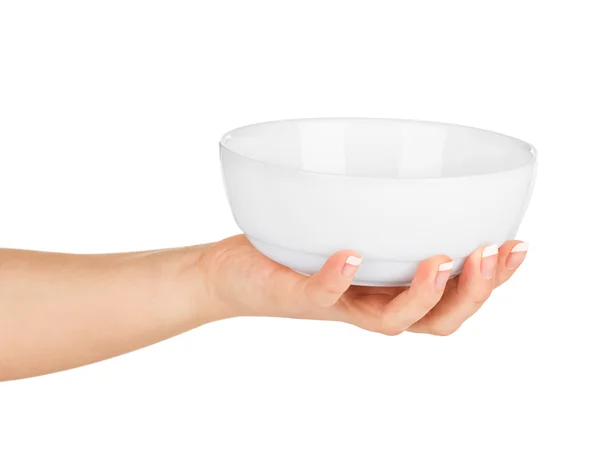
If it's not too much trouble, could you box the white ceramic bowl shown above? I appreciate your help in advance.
[220,118,537,286]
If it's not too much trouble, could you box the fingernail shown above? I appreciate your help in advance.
[481,244,498,280]
[342,255,362,277]
[435,260,454,290]
[506,242,529,270]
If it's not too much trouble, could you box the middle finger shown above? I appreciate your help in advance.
[409,244,499,335]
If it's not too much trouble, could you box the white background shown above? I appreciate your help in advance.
[1,1,598,456]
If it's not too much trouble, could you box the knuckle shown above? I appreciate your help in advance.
[470,290,492,306]
[301,282,321,306]
[379,326,404,337]
[429,322,460,336]
[303,281,341,307]
[408,286,442,309]
[495,275,509,288]
[323,283,343,296]
[378,318,405,337]
[305,289,323,307]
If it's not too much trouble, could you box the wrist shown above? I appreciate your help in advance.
[176,244,239,324]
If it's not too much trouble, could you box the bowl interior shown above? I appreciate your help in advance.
[221,118,534,178]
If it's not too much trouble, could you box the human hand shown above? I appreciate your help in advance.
[199,235,528,336]
[0,235,528,380]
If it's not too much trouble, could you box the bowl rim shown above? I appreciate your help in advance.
[219,117,537,181]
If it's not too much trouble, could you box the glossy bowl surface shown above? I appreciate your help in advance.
[220,118,537,286]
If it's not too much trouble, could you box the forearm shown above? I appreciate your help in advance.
[0,245,224,381]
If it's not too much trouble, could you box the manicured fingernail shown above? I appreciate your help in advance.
[342,255,362,277]
[481,244,498,279]
[435,261,454,289]
[506,242,528,270]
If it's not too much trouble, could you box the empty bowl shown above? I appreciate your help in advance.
[220,118,537,286]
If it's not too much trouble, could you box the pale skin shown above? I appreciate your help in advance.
[0,235,528,381]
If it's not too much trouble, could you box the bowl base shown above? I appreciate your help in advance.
[248,236,464,287]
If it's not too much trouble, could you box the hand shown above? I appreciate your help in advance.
[0,236,528,380]
[200,235,528,336]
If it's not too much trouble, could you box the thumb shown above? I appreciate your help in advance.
[299,251,362,308]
